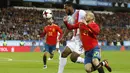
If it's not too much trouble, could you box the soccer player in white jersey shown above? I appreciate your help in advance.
[57,1,86,73]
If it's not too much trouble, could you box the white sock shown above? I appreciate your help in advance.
[58,57,67,73]
[59,52,61,60]
[76,57,84,63]
[102,61,105,66]
[58,50,61,54]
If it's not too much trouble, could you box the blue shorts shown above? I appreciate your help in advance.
[44,43,56,54]
[84,46,101,64]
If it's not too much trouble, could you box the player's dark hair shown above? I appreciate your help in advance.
[64,1,73,7]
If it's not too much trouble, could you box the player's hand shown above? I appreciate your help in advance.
[82,19,88,25]
[60,38,65,44]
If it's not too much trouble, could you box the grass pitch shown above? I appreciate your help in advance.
[0,51,130,73]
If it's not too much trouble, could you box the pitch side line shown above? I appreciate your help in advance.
[0,57,13,61]
[0,57,74,64]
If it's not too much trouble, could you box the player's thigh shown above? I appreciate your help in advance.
[61,46,72,58]
[68,40,83,54]
[85,63,93,72]
[66,40,76,52]
[85,51,97,72]
[49,45,56,55]
[70,52,80,62]
[44,43,50,53]
[73,44,84,55]
[92,58,100,66]
[92,46,101,61]
[44,43,50,56]
[84,51,93,64]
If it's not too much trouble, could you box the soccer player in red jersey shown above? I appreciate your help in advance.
[64,12,112,73]
[41,18,63,69]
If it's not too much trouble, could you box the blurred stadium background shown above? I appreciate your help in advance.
[0,0,130,73]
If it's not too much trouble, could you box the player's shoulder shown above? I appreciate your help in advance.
[91,22,99,26]
[76,9,86,18]
[93,22,98,25]
[44,25,48,28]
[78,9,85,12]
[52,24,57,26]
[78,9,86,14]
[44,25,49,29]
[52,24,59,27]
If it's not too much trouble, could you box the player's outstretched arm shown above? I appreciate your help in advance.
[64,21,79,30]
[56,26,63,41]
[40,27,46,38]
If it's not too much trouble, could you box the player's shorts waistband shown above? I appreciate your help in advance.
[85,46,99,52]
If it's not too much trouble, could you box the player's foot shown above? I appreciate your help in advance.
[102,60,112,72]
[43,65,47,69]
[48,58,52,60]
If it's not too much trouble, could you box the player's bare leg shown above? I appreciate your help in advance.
[58,46,72,73]
[48,53,54,60]
[43,52,48,69]
[85,63,93,73]
[96,59,112,72]
[70,52,84,63]
[92,58,105,73]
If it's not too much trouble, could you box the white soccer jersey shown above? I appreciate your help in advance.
[71,10,86,40]
[66,10,86,54]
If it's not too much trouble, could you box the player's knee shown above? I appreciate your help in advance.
[85,67,91,73]
[92,58,100,66]
[61,47,71,58]
[70,52,80,63]
[70,55,78,63]
[61,52,68,58]
[44,52,48,56]
[70,57,77,63]
[85,63,93,73]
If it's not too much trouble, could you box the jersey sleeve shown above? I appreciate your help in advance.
[81,23,100,35]
[64,21,80,30]
[56,26,63,40]
[40,27,46,38]
[87,23,100,35]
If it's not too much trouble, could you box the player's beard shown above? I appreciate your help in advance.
[47,18,53,25]
[67,9,72,15]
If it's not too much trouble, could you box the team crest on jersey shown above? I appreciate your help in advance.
[52,28,55,32]
[83,30,88,35]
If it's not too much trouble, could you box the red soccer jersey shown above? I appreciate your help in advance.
[65,21,100,51]
[41,24,63,45]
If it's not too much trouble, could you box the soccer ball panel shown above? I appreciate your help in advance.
[43,9,53,19]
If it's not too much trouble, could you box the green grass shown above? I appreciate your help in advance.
[0,51,130,73]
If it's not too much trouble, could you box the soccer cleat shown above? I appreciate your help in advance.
[103,60,112,72]
[48,58,53,60]
[43,65,47,69]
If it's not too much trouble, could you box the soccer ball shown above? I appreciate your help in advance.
[43,9,53,19]
[67,15,74,25]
